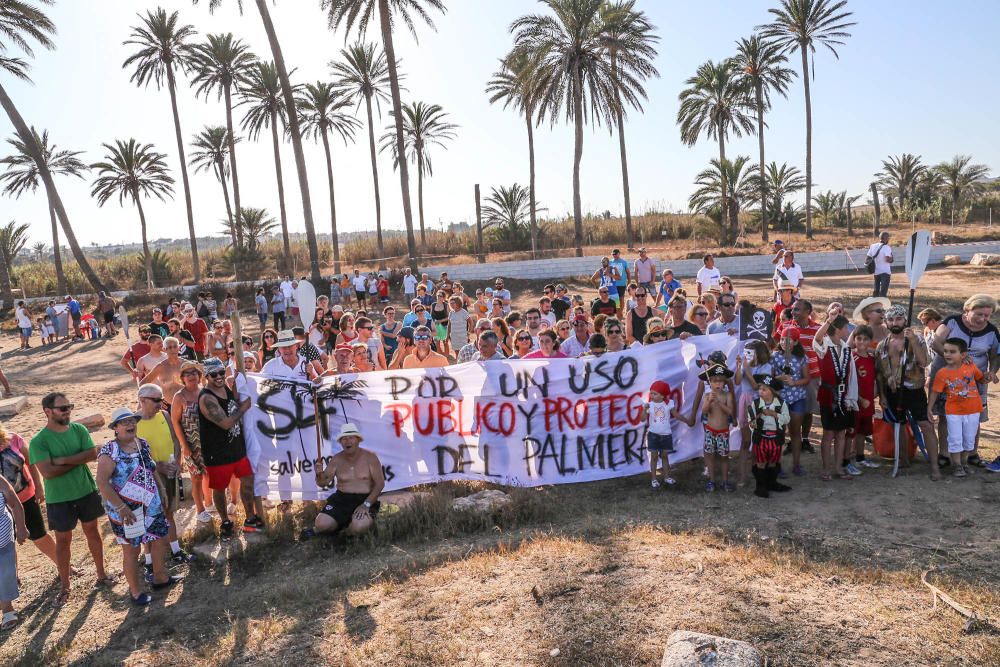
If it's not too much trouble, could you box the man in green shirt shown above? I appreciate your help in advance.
[29,392,112,606]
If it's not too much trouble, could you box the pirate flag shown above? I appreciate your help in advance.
[740,302,773,342]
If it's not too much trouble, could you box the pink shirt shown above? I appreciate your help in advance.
[523,350,567,359]
[0,433,35,503]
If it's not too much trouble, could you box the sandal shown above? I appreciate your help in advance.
[92,575,118,590]
[1,611,18,631]
[51,589,70,608]
[151,575,182,591]
[837,473,854,480]
[131,592,153,607]
[819,473,832,482]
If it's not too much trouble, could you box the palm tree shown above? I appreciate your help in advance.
[123,7,201,282]
[192,0,324,282]
[733,34,795,242]
[481,183,537,249]
[876,153,926,219]
[91,139,175,288]
[759,0,855,239]
[688,156,758,236]
[297,81,360,275]
[323,0,447,271]
[0,0,107,296]
[31,241,45,262]
[239,60,296,268]
[598,0,659,251]
[0,128,87,296]
[331,42,392,267]
[379,101,457,248]
[189,126,239,247]
[763,161,806,212]
[223,206,277,253]
[677,58,754,243]
[486,51,542,257]
[511,0,623,257]
[187,32,256,249]
[0,221,30,294]
[935,155,991,227]
[811,189,841,227]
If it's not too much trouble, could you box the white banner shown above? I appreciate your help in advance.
[241,334,743,500]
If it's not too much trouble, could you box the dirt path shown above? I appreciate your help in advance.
[1,265,998,666]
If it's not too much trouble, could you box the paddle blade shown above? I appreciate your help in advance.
[296,280,317,329]
[118,305,130,340]
[905,230,932,290]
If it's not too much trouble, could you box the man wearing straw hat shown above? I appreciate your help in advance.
[303,423,384,540]
[261,330,319,381]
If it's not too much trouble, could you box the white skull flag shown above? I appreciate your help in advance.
[740,303,773,342]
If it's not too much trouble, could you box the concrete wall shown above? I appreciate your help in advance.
[419,240,1000,283]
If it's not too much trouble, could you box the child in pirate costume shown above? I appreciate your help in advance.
[813,315,859,481]
[694,363,735,493]
[746,374,791,498]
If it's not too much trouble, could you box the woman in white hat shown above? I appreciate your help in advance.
[850,296,890,348]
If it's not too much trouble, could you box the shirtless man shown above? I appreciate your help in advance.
[135,335,167,381]
[305,423,384,539]
[141,336,185,408]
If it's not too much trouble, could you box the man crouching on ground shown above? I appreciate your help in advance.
[302,424,384,540]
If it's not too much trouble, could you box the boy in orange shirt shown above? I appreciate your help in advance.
[929,338,984,477]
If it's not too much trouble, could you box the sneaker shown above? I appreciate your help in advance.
[845,462,863,476]
[196,510,214,523]
[219,520,234,539]
[967,453,983,468]
[984,456,1000,473]
[650,479,661,489]
[663,477,677,486]
[170,549,196,565]
[801,439,816,453]
[705,480,715,493]
[953,466,967,478]
[143,562,153,583]
[243,516,265,533]
[702,466,709,478]
[792,464,805,476]
[723,481,736,493]
[859,458,881,469]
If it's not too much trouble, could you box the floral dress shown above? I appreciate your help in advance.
[99,438,170,547]
[771,351,808,408]
[179,396,207,475]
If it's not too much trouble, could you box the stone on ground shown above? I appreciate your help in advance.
[0,396,28,418]
[75,409,105,431]
[941,254,962,266]
[662,631,762,667]
[970,253,1000,267]
[451,489,510,513]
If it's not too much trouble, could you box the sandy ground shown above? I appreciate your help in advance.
[1,265,999,666]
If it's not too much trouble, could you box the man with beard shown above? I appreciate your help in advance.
[875,304,941,480]
[141,337,185,409]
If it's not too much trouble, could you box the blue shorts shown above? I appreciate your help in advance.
[20,326,32,337]
[647,432,674,453]
[787,398,808,415]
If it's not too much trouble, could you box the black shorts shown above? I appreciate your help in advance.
[355,290,366,301]
[320,491,380,532]
[46,490,104,533]
[646,432,675,453]
[885,387,929,423]
[820,405,855,431]
[103,311,115,324]
[616,285,626,302]
[23,496,47,541]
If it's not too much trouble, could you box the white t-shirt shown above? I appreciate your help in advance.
[494,288,512,313]
[696,266,721,293]
[403,274,418,294]
[540,311,557,327]
[279,280,294,299]
[634,257,656,283]
[868,243,893,275]
[352,275,368,292]
[15,307,31,328]
[646,398,675,436]
[261,354,311,381]
[773,262,803,287]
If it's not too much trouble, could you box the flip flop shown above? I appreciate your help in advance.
[1,611,18,631]
[132,592,153,607]
[92,575,118,590]
[837,473,854,480]
[151,575,182,591]
[51,589,70,608]
[819,473,832,482]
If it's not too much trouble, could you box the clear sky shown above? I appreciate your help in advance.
[2,0,998,248]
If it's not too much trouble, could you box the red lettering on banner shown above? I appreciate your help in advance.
[388,404,411,437]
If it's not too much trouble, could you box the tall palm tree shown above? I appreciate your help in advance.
[323,0,447,271]
[598,0,659,251]
[0,128,87,296]
[762,161,805,215]
[876,153,926,219]
[0,0,107,295]
[189,126,239,247]
[511,0,623,257]
[331,42,392,267]
[297,81,360,275]
[688,156,758,235]
[239,60,296,268]
[123,7,201,282]
[379,101,457,249]
[193,0,323,282]
[935,155,991,226]
[733,34,795,242]
[486,51,542,257]
[481,183,537,249]
[91,139,175,288]
[677,58,754,243]
[759,0,855,239]
[186,32,256,249]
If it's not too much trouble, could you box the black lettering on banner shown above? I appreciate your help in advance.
[269,452,335,477]
[622,428,644,465]
[387,376,412,401]
[481,444,500,478]
[606,432,623,470]
[256,384,298,437]
[516,403,539,436]
[382,464,395,483]
[416,376,438,399]
[499,368,550,399]
[433,445,459,475]
[577,433,606,470]
[567,357,640,395]
[255,382,340,442]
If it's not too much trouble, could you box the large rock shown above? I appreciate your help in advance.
[662,631,762,667]
[0,396,28,418]
[941,255,963,266]
[75,409,106,431]
[970,253,1000,267]
[451,489,510,514]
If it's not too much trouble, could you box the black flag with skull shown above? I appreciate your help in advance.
[740,302,773,342]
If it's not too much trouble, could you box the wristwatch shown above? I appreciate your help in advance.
[363,500,372,509]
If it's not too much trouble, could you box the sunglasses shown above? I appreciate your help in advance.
[140,395,162,402]
[414,335,431,341]
[607,329,622,335]
[51,404,74,412]
[517,336,532,342]
[264,334,276,339]
[650,332,667,339]
[636,293,647,297]
[573,322,587,327]
[359,325,374,330]
[694,312,708,318]
[206,370,226,378]
[558,326,570,331]
[720,302,736,307]
[870,308,885,314]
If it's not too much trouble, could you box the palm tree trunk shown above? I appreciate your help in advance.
[255,0,320,282]
[951,192,959,227]
[48,201,66,295]
[378,0,418,272]
[364,95,386,270]
[799,45,813,239]
[133,192,155,289]
[166,65,200,283]
[217,161,237,248]
[417,151,426,251]
[269,108,291,271]
[611,56,633,251]
[755,82,768,243]
[571,67,585,258]
[320,126,341,275]
[0,243,11,306]
[846,198,853,236]
[525,112,538,259]
[718,131,731,244]
[870,182,881,237]
[223,84,243,250]
[0,82,106,295]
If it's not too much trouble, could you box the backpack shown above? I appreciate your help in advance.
[747,397,786,448]
[864,243,885,275]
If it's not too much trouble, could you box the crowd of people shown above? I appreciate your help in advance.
[1,240,996,620]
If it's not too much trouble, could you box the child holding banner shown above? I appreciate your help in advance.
[695,364,735,492]
[642,381,684,489]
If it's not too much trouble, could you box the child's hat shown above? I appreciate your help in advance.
[698,363,734,382]
[649,380,670,397]
[753,373,784,392]
[707,350,728,366]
